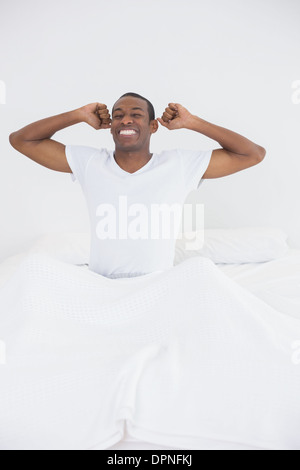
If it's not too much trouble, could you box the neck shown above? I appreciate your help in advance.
[113,148,153,173]
[114,148,153,163]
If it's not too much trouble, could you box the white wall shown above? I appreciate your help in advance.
[1,0,299,262]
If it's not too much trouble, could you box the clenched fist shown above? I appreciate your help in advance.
[157,103,194,130]
[78,103,112,130]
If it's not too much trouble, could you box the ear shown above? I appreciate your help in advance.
[151,119,159,134]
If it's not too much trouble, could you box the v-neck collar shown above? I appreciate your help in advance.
[110,151,156,175]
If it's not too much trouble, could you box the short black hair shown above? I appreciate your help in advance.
[112,92,155,123]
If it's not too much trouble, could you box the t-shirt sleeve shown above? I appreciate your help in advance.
[65,145,98,186]
[177,148,213,192]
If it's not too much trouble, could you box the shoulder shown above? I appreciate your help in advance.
[176,148,213,170]
[155,148,181,160]
[153,148,212,163]
[66,144,107,155]
[65,145,110,163]
[177,148,212,158]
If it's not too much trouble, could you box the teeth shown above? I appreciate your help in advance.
[120,130,137,135]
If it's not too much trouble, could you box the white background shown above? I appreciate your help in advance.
[0,0,299,262]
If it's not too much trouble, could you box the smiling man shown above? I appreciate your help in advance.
[9,92,266,278]
[110,94,158,174]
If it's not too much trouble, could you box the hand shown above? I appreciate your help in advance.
[77,103,112,130]
[157,103,194,130]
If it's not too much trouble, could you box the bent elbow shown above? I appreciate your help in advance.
[257,146,266,161]
[9,132,17,146]
[9,132,21,149]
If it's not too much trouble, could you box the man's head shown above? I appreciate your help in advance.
[110,93,158,153]
[112,92,155,123]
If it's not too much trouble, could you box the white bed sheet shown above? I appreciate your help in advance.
[0,248,299,450]
[109,248,300,450]
[217,248,300,320]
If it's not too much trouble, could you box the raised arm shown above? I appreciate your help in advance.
[9,103,112,172]
[158,103,266,179]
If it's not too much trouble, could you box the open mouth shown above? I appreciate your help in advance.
[118,129,139,138]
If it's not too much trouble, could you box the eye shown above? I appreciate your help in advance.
[113,114,142,118]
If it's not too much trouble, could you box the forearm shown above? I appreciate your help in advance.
[10,108,84,142]
[186,115,265,157]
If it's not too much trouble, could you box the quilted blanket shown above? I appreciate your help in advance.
[0,253,300,450]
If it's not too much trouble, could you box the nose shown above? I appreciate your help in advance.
[121,114,133,125]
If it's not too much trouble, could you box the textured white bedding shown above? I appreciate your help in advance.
[111,248,300,450]
[0,244,299,450]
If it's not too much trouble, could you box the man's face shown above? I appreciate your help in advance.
[110,96,158,151]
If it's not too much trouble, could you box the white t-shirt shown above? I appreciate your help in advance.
[65,146,212,278]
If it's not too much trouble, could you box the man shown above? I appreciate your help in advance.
[9,93,266,278]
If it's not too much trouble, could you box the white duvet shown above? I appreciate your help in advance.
[0,252,300,450]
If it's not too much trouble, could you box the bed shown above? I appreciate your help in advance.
[0,228,299,450]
